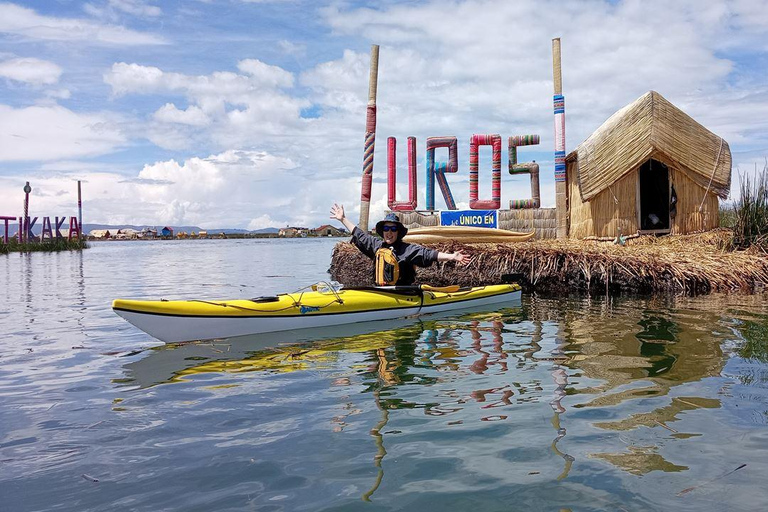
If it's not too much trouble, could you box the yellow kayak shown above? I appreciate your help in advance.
[113,283,521,343]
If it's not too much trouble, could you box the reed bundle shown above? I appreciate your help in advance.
[0,238,87,254]
[329,229,768,295]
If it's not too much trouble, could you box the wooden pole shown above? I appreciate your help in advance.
[359,45,380,232]
[552,38,568,239]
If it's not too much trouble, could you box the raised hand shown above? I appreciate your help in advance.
[330,203,345,222]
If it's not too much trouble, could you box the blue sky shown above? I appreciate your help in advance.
[1,0,767,229]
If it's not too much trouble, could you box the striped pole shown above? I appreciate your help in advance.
[425,136,458,210]
[553,38,568,239]
[359,45,380,232]
[508,135,541,209]
[468,134,502,210]
[77,180,82,240]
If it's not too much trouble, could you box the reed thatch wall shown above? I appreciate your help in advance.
[669,165,719,234]
[567,155,720,239]
[329,229,768,295]
[397,209,557,239]
[568,159,638,239]
[498,209,556,239]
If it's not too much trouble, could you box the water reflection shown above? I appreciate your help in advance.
[118,292,766,498]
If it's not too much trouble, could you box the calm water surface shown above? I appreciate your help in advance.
[1,238,768,511]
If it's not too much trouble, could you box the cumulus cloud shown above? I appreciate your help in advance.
[0,104,126,161]
[0,150,360,229]
[104,60,310,150]
[247,214,282,230]
[0,57,62,85]
[153,103,210,126]
[0,2,165,45]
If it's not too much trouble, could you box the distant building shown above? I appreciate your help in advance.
[278,227,309,237]
[161,226,174,238]
[198,230,208,239]
[89,229,111,239]
[139,228,157,239]
[116,228,139,240]
[313,225,346,237]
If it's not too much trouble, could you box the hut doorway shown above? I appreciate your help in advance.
[638,159,670,232]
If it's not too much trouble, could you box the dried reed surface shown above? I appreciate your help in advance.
[329,229,768,295]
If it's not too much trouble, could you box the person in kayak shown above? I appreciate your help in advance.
[330,203,469,286]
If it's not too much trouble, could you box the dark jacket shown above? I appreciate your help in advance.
[351,226,439,285]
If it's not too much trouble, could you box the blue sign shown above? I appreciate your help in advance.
[440,210,497,228]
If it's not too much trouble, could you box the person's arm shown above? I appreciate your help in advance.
[437,250,470,265]
[330,203,380,258]
[401,244,470,267]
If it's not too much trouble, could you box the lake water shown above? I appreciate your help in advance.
[1,238,768,511]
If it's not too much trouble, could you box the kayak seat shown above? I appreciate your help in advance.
[250,296,280,303]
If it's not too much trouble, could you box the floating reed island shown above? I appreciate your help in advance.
[329,229,768,295]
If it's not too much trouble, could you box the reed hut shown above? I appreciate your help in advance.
[566,91,732,239]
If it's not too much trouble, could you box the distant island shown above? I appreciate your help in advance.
[81,224,348,240]
[4,222,348,242]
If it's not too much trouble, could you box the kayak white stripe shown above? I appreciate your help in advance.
[115,306,423,343]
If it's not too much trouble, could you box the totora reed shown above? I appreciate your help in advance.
[329,229,768,295]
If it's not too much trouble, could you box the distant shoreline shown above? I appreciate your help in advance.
[86,234,349,241]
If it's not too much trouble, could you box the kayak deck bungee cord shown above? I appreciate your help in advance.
[112,283,521,343]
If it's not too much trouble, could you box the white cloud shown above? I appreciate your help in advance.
[0,57,62,85]
[153,103,210,126]
[104,61,310,150]
[84,1,161,20]
[44,88,72,100]
[0,104,125,161]
[108,0,162,18]
[0,2,165,45]
[247,214,281,230]
[236,59,295,88]
[278,40,306,57]
[0,149,365,229]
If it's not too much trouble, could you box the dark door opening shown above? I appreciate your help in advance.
[639,159,670,231]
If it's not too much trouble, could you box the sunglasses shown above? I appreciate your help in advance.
[381,225,399,232]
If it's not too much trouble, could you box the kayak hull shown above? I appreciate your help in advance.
[113,284,521,343]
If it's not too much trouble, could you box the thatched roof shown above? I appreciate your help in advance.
[571,91,732,202]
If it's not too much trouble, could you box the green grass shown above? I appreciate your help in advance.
[732,163,768,250]
[1,237,88,254]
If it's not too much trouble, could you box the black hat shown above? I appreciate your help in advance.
[375,212,408,240]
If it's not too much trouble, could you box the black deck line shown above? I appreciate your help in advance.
[114,289,518,318]
[418,290,520,309]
